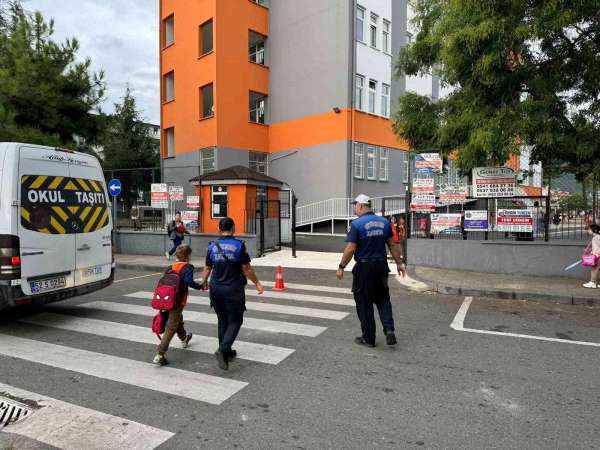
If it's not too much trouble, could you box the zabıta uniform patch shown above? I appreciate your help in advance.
[20,175,110,234]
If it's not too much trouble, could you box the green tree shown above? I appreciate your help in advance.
[395,0,600,175]
[100,88,159,208]
[0,5,105,146]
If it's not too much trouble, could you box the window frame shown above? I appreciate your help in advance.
[249,91,267,124]
[403,160,409,183]
[165,127,175,158]
[162,14,175,48]
[381,83,390,118]
[211,185,228,219]
[382,19,391,54]
[355,74,365,110]
[249,151,268,174]
[353,143,365,179]
[356,5,366,42]
[162,71,175,103]
[201,147,216,174]
[199,19,214,56]
[368,79,377,114]
[366,146,377,180]
[379,148,389,181]
[199,83,214,119]
[370,13,378,48]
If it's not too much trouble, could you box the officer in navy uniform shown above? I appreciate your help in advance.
[337,195,406,347]
[201,217,264,370]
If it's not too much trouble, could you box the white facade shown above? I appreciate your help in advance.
[404,4,438,100]
[355,0,393,117]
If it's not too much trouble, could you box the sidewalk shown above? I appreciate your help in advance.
[405,266,599,305]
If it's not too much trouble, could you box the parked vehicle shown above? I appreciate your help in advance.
[0,142,114,311]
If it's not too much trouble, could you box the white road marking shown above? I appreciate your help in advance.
[125,292,349,320]
[261,280,351,295]
[0,382,173,450]
[114,273,162,283]
[451,297,600,348]
[0,334,248,405]
[20,313,294,365]
[79,301,327,337]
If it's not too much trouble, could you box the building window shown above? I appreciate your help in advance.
[379,148,389,181]
[249,31,266,65]
[165,127,175,157]
[254,0,267,5]
[354,143,364,179]
[381,83,390,117]
[367,146,377,180]
[163,71,175,103]
[199,19,213,56]
[211,186,228,218]
[201,147,216,174]
[163,15,174,48]
[200,83,214,119]
[370,13,378,48]
[368,79,377,114]
[356,5,365,42]
[383,20,391,53]
[406,32,413,44]
[249,151,268,174]
[403,160,409,183]
[249,91,267,124]
[355,74,364,110]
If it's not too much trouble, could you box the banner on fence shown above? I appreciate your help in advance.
[472,167,516,198]
[169,186,184,202]
[415,153,443,174]
[410,194,437,212]
[412,178,435,193]
[186,196,200,209]
[151,183,169,209]
[439,185,469,205]
[464,210,489,231]
[497,209,533,232]
[431,214,462,234]
[181,210,199,228]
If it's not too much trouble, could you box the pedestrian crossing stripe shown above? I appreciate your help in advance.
[20,175,109,235]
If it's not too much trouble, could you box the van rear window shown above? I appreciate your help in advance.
[20,175,109,234]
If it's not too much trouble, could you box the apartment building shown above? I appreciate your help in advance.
[159,0,436,206]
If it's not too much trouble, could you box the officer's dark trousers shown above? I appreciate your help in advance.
[352,262,395,345]
[210,284,246,355]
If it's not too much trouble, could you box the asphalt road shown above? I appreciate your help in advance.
[1,268,599,449]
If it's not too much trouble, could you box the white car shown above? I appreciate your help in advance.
[0,142,115,310]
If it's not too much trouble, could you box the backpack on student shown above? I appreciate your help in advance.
[151,265,187,339]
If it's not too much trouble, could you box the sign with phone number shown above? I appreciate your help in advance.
[497,209,533,232]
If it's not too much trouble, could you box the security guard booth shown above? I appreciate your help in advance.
[189,166,284,237]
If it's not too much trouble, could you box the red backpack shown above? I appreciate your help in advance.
[151,263,188,339]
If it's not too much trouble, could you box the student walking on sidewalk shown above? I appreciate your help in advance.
[153,245,201,366]
[166,212,190,260]
[201,217,264,370]
[583,223,600,289]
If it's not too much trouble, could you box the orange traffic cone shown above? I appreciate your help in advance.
[273,266,287,291]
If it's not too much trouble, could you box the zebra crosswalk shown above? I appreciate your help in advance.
[0,279,355,449]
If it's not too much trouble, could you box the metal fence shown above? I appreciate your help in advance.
[406,195,594,241]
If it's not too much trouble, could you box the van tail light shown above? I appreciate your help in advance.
[0,235,21,279]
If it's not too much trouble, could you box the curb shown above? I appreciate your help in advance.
[409,271,598,306]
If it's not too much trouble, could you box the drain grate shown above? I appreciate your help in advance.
[0,397,34,427]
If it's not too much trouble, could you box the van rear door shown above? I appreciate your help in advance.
[18,146,76,295]
[69,154,112,287]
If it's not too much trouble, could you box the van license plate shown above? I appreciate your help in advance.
[30,276,66,294]
[83,265,103,278]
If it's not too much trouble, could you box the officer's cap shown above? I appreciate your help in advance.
[352,194,372,206]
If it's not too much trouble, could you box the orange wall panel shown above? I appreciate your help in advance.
[200,185,249,234]
[353,110,408,150]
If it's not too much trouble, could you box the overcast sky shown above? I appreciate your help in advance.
[26,0,160,124]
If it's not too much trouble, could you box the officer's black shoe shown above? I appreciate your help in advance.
[214,350,229,370]
[385,332,397,346]
[354,337,375,348]
[226,349,237,362]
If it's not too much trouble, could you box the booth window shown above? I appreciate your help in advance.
[211,185,228,218]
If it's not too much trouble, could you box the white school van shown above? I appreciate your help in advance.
[0,143,114,311]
